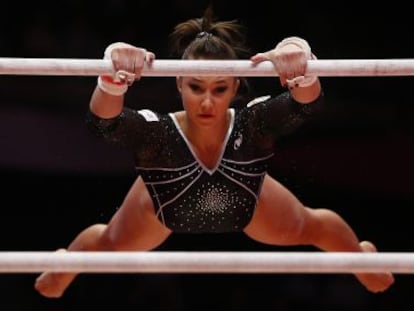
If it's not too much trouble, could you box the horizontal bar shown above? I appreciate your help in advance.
[1,58,414,77]
[0,251,411,273]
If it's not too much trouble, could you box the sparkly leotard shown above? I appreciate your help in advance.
[86,92,323,233]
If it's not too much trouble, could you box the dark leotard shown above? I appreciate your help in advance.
[86,92,322,233]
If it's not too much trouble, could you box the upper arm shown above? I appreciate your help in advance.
[254,91,324,139]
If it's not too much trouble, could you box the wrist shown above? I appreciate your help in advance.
[97,42,135,96]
[97,75,128,96]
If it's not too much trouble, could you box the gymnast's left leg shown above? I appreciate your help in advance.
[243,175,394,293]
[34,176,172,298]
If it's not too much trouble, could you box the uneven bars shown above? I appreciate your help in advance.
[0,251,412,274]
[1,58,414,77]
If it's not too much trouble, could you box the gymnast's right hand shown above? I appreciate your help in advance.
[97,42,155,96]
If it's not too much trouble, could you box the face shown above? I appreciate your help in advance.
[176,76,239,128]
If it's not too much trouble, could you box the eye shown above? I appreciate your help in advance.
[189,83,203,93]
[214,86,228,94]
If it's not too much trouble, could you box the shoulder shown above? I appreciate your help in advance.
[122,108,173,125]
[246,95,272,108]
[135,109,162,122]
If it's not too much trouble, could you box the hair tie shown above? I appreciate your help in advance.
[196,31,213,39]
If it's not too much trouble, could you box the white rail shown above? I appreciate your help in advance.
[1,58,414,77]
[0,251,411,273]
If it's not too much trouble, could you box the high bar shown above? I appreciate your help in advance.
[0,251,412,274]
[1,58,414,77]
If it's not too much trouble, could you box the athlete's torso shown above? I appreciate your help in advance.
[86,92,323,233]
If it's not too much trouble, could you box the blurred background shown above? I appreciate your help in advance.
[0,0,413,310]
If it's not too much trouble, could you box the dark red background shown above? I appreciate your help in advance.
[1,1,413,310]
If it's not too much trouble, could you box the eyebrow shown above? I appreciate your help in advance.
[191,77,229,84]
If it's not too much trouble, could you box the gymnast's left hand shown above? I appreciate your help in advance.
[250,37,312,88]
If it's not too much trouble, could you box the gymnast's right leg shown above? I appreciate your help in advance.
[34,176,172,298]
[244,175,394,293]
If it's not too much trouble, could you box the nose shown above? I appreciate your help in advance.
[200,92,213,109]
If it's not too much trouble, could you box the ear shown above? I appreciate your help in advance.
[233,78,240,96]
[176,77,182,93]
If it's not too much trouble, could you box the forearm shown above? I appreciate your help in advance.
[89,85,125,118]
[289,78,322,104]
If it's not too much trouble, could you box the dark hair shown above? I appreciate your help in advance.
[169,5,253,105]
[168,5,250,60]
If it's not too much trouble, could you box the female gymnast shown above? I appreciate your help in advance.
[34,7,394,298]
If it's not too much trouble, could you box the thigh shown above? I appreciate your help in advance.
[243,174,308,245]
[104,176,172,250]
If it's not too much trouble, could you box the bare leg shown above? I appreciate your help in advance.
[34,225,107,298]
[34,176,171,298]
[244,175,394,293]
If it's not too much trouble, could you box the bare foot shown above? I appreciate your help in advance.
[354,241,395,293]
[34,249,77,298]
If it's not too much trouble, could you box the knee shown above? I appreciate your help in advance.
[88,223,107,236]
[85,223,121,251]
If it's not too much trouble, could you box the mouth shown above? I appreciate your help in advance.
[198,114,214,118]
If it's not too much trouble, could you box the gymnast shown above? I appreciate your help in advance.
[34,6,394,298]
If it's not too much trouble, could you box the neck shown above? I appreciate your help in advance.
[177,110,231,151]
